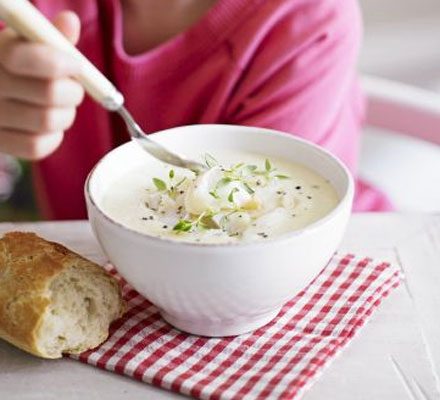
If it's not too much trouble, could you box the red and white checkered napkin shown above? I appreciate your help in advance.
[72,254,402,400]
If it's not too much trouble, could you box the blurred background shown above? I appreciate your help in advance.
[0,0,439,221]
[360,0,440,89]
[358,0,440,212]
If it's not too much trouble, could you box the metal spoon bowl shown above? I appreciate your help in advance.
[117,107,206,173]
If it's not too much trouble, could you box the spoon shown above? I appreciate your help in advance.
[0,0,206,172]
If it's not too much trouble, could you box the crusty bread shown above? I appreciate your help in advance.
[0,232,124,359]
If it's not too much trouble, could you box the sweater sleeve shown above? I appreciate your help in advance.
[224,0,364,171]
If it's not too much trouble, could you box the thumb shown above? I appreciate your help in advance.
[52,11,81,45]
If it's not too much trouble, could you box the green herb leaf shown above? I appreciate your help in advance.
[169,169,175,179]
[175,177,187,188]
[243,182,255,194]
[209,191,220,199]
[197,216,218,230]
[173,220,193,232]
[245,165,258,174]
[265,159,272,172]
[204,153,218,168]
[216,177,233,188]
[228,187,239,203]
[274,174,290,180]
[152,177,167,191]
[232,162,245,170]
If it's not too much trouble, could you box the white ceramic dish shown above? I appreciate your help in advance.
[85,124,354,336]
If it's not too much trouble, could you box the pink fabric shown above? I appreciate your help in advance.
[353,180,394,212]
[30,0,391,219]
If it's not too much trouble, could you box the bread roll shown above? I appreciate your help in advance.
[0,232,124,359]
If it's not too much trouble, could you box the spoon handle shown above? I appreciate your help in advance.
[0,0,124,110]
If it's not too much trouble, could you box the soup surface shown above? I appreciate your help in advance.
[101,152,339,243]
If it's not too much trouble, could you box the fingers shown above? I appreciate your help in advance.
[0,129,64,161]
[0,99,77,133]
[0,10,82,79]
[0,10,82,161]
[52,11,82,45]
[0,38,81,79]
[0,68,84,107]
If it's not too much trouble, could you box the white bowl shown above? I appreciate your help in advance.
[85,124,353,336]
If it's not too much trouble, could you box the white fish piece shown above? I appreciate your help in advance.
[242,207,294,240]
[221,212,252,235]
[184,167,224,214]
[158,195,178,214]
[184,166,252,215]
[144,191,162,211]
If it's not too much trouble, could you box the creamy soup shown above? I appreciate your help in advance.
[101,152,339,243]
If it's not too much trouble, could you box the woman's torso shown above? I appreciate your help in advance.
[31,0,385,219]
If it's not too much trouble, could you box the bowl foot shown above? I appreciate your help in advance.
[160,307,282,337]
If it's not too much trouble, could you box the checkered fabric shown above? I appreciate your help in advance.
[72,253,402,400]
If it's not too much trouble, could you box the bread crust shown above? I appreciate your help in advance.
[0,232,123,358]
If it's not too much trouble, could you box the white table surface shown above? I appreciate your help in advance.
[0,213,439,399]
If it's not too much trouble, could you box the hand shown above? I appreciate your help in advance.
[0,11,84,160]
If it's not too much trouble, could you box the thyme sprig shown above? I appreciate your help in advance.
[173,210,219,233]
[227,187,239,203]
[173,219,192,232]
[152,177,167,191]
[252,159,290,181]
[208,157,290,200]
[155,157,291,236]
[151,170,187,200]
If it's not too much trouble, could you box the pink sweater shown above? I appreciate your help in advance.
[31,0,391,219]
